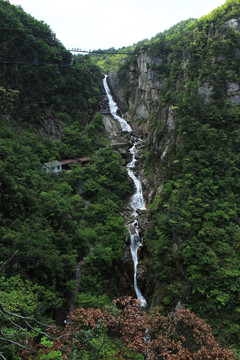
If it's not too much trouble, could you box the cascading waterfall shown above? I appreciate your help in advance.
[103,75,132,132]
[127,142,147,307]
[127,141,146,216]
[103,75,147,307]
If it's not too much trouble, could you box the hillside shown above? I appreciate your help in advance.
[0,0,105,134]
[0,2,134,358]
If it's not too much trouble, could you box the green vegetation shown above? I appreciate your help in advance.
[0,0,102,130]
[88,47,130,73]
[0,115,132,357]
[0,1,132,358]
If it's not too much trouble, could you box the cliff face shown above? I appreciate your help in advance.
[110,51,176,200]
[116,11,240,193]
[126,53,164,121]
[109,53,165,123]
[112,0,240,346]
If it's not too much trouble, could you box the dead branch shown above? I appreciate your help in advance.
[0,304,68,342]
[0,304,51,328]
[0,337,31,351]
[0,311,28,335]
[24,320,67,341]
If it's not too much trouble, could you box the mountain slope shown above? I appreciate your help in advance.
[0,3,134,359]
[115,0,240,348]
[0,0,103,136]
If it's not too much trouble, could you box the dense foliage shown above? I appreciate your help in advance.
[0,115,133,357]
[88,46,138,73]
[0,1,132,358]
[0,0,102,130]
[118,0,240,351]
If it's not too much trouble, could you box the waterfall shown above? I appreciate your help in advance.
[103,75,132,132]
[103,75,147,307]
[127,141,146,217]
[127,142,147,307]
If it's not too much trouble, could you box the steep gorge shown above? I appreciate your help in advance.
[107,0,240,345]
[101,75,148,304]
[1,0,240,355]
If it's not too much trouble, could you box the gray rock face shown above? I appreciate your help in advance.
[107,72,128,112]
[226,81,240,105]
[223,18,239,32]
[102,113,131,156]
[137,53,163,94]
[165,105,175,131]
[126,53,165,123]
[198,83,213,103]
[102,113,122,138]
[134,102,150,121]
[218,18,240,37]
[198,80,240,106]
[37,117,64,139]
[136,263,148,291]
[138,214,149,232]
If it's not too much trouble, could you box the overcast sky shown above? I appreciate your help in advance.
[9,0,226,50]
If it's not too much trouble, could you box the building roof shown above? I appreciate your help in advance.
[43,160,62,168]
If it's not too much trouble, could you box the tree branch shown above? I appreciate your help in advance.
[0,304,50,328]
[0,250,19,273]
[0,304,68,342]
[0,311,28,335]
[24,319,67,341]
[0,337,31,351]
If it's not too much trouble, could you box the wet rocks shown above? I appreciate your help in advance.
[107,72,128,112]
[102,113,122,137]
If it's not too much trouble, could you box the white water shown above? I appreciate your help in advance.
[127,142,146,217]
[127,142,147,307]
[103,75,132,132]
[103,75,147,307]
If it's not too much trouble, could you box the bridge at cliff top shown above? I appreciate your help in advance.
[0,49,139,66]
[0,49,140,66]
[70,48,139,55]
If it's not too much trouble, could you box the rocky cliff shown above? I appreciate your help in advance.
[108,50,175,202]
[111,12,240,196]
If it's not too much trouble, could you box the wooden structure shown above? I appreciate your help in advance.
[60,157,90,170]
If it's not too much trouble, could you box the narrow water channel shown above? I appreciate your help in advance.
[103,75,147,307]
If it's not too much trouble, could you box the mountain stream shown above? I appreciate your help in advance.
[103,75,147,307]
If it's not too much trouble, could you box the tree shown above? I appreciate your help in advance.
[0,253,67,360]
[147,307,234,359]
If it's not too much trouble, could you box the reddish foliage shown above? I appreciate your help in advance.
[111,297,147,353]
[22,297,234,360]
[146,307,234,360]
